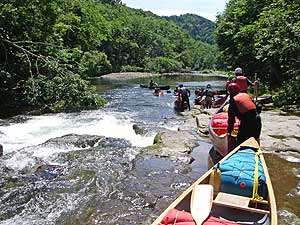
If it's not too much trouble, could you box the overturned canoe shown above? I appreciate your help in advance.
[151,137,277,225]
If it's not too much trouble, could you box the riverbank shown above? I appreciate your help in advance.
[148,105,300,160]
[100,71,228,81]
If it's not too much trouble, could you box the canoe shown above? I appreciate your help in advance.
[151,137,277,225]
[140,84,170,90]
[208,99,239,158]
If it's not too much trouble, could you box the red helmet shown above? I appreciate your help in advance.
[227,83,240,95]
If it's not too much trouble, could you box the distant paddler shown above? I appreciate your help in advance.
[149,79,158,88]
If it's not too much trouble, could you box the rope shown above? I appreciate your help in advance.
[252,150,263,202]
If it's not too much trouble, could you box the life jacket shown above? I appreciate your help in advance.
[180,87,188,96]
[205,89,213,97]
[235,76,248,93]
[233,93,256,114]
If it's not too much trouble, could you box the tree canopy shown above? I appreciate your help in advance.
[164,14,216,44]
[0,0,218,116]
[215,0,300,106]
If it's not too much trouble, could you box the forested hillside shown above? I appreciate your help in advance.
[165,14,215,44]
[215,0,300,106]
[0,0,218,116]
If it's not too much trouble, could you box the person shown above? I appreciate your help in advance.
[227,67,257,93]
[227,83,261,145]
[178,84,191,111]
[194,88,204,105]
[149,79,158,88]
[0,144,3,157]
[153,87,161,95]
[173,86,179,96]
[199,84,215,109]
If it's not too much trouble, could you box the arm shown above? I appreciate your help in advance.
[227,98,237,135]
[247,78,257,87]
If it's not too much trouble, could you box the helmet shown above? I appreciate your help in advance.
[234,67,243,75]
[227,83,240,95]
[206,84,211,88]
[179,84,183,88]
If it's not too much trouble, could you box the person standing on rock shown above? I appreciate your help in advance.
[227,83,261,145]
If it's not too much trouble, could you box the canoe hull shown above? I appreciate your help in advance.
[151,138,277,225]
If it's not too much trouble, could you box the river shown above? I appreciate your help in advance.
[0,75,299,224]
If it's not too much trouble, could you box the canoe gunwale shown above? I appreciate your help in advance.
[150,138,277,225]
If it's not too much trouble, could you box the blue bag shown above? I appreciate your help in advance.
[216,148,268,199]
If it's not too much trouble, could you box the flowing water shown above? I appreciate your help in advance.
[0,75,299,225]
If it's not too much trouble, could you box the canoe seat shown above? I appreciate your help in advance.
[213,192,270,215]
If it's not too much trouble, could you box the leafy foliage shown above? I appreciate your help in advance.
[0,0,220,116]
[145,57,182,73]
[215,0,300,106]
[165,14,216,44]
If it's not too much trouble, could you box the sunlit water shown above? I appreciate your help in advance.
[0,75,299,224]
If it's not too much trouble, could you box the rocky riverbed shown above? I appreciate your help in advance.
[145,105,300,160]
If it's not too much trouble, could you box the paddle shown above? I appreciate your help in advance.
[190,184,213,225]
[254,73,258,102]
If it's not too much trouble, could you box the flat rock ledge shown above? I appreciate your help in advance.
[143,105,212,162]
[144,105,300,161]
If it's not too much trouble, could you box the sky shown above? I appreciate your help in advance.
[121,0,230,22]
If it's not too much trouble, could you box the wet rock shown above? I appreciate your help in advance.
[132,124,145,135]
[34,164,64,179]
[260,111,300,152]
[145,130,198,163]
[44,133,104,148]
[0,144,3,157]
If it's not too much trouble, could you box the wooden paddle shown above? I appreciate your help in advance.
[190,184,213,225]
[254,73,258,102]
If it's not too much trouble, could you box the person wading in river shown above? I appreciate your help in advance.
[199,84,214,109]
[227,83,261,145]
[178,84,191,111]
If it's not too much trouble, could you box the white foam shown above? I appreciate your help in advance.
[0,110,155,170]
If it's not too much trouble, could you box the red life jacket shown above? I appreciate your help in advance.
[233,93,256,114]
[235,76,248,93]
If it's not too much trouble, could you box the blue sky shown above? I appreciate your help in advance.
[121,0,229,21]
